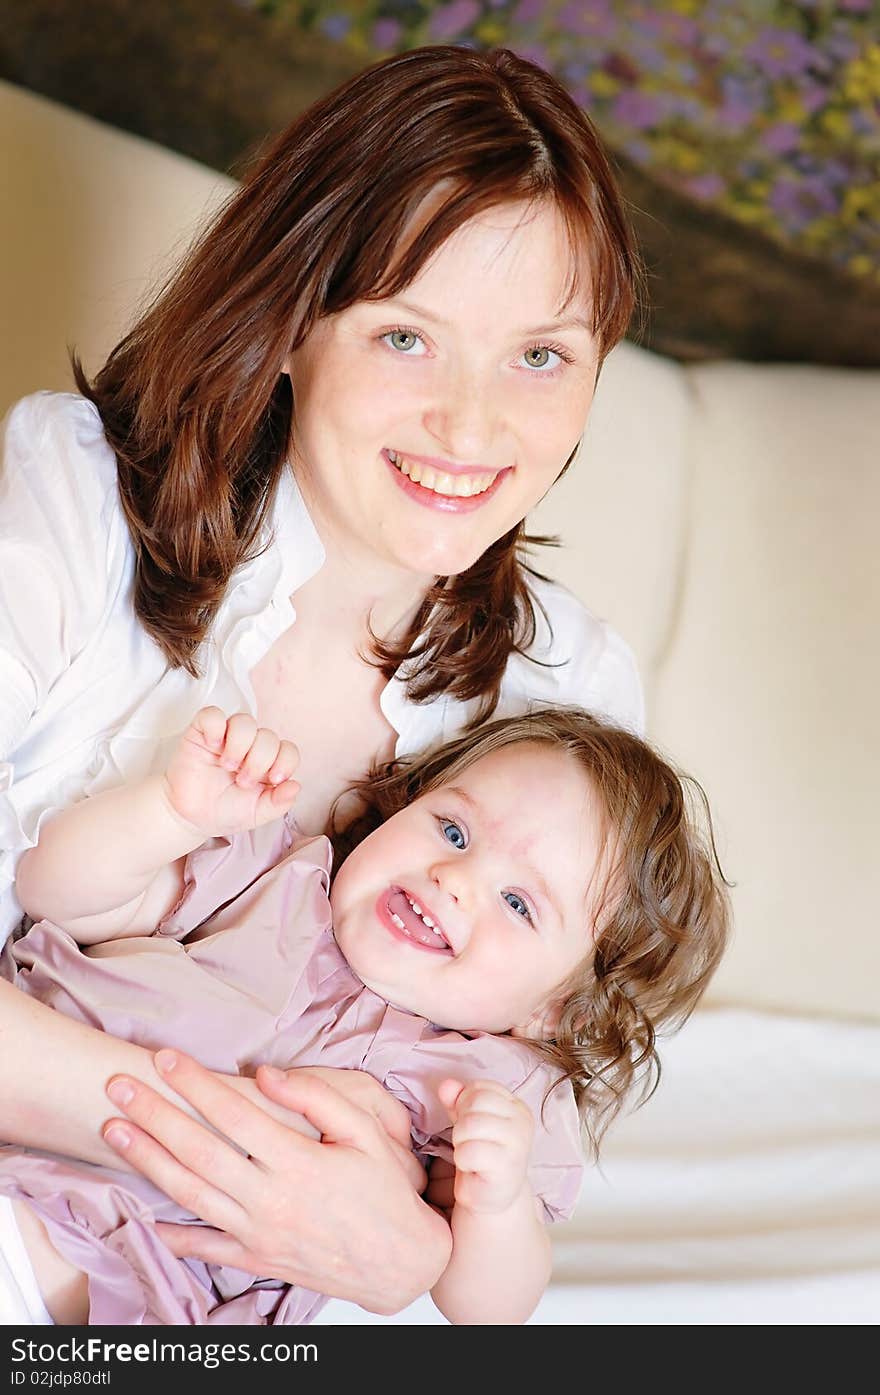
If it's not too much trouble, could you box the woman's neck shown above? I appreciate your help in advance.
[291,543,434,649]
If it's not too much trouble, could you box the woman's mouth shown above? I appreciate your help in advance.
[384,449,509,512]
[376,887,453,953]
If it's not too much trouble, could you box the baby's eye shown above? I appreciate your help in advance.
[503,891,533,922]
[382,328,426,355]
[438,818,467,850]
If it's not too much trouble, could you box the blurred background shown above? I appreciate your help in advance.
[2,0,878,365]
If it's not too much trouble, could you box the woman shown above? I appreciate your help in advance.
[0,45,643,1315]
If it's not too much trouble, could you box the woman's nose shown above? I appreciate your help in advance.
[423,366,499,464]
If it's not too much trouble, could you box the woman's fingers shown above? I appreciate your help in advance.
[147,1052,317,1166]
[154,1223,258,1270]
[254,1066,425,1189]
[253,1064,405,1159]
[280,1066,413,1149]
[102,1114,248,1235]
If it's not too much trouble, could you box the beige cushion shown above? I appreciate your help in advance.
[0,80,233,412]
[531,340,691,709]
[652,362,880,1019]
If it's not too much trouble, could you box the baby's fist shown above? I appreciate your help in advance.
[164,708,300,836]
[439,1078,534,1216]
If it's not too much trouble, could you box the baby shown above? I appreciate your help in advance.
[1,705,729,1325]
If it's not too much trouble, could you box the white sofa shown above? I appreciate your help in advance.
[2,80,878,1325]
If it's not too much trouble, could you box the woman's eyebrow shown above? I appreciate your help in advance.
[383,297,592,337]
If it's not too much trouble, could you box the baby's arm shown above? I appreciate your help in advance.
[428,1079,551,1325]
[15,709,299,942]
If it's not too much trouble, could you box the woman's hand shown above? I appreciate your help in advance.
[103,1050,452,1314]
[227,1066,422,1185]
[163,708,300,837]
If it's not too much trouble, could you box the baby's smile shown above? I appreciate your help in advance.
[375,887,453,953]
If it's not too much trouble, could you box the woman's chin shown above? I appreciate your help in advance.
[408,533,514,581]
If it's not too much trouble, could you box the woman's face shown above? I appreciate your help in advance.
[285,199,599,583]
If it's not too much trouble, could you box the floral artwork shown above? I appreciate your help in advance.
[251,1,880,285]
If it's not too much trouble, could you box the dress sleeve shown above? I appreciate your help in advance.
[0,394,120,758]
[156,817,299,940]
[364,1019,585,1223]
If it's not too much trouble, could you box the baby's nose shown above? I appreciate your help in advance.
[429,859,466,904]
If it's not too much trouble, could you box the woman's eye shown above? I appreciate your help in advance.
[523,346,555,370]
[503,891,533,922]
[383,328,425,354]
[438,819,467,850]
[521,343,572,373]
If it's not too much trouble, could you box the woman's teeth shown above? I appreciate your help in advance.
[388,449,495,498]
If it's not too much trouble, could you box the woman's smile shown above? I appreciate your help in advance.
[383,448,511,513]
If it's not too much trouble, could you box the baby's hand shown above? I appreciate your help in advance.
[439,1078,534,1216]
[163,708,300,837]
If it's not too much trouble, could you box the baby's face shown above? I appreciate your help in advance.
[330,743,605,1035]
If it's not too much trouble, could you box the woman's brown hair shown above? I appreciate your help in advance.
[74,45,643,708]
[333,708,731,1155]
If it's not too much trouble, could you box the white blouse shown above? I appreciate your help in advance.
[0,392,644,946]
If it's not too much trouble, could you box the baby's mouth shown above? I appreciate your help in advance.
[386,887,451,952]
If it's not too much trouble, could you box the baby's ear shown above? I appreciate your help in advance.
[510,1000,562,1042]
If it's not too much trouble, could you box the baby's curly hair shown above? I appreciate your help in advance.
[332,707,731,1155]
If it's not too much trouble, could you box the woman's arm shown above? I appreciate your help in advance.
[0,978,212,1164]
[0,985,450,1311]
[427,1079,551,1325]
[0,981,319,1158]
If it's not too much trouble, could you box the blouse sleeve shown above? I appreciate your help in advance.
[0,394,121,758]
[518,574,646,737]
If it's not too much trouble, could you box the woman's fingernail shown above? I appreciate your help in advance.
[104,1124,131,1150]
[107,1079,135,1107]
[155,1049,178,1074]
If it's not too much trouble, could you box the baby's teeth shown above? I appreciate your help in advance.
[406,894,438,931]
[391,912,405,929]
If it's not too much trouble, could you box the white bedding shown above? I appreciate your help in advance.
[317,1007,880,1325]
